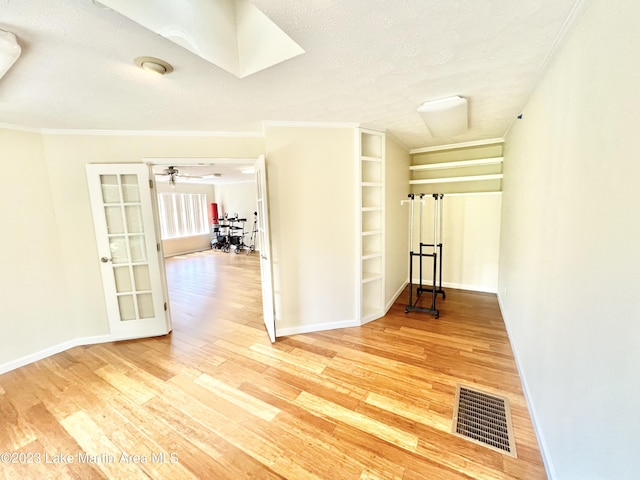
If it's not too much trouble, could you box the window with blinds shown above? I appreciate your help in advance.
[157,193,209,239]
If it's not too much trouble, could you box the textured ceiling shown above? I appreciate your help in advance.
[0,0,582,149]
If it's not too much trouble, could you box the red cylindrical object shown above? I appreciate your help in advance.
[210,203,219,224]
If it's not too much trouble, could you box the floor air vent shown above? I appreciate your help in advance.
[452,385,517,457]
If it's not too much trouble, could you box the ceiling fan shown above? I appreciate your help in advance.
[160,165,221,186]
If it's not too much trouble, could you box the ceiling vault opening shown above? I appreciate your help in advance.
[98,0,304,78]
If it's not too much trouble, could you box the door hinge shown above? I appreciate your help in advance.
[164,302,168,311]
[149,179,154,189]
[157,243,160,252]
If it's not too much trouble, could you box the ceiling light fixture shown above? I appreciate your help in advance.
[134,56,173,75]
[417,95,468,137]
[162,166,179,187]
[0,29,21,80]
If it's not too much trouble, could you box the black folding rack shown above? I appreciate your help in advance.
[405,193,445,318]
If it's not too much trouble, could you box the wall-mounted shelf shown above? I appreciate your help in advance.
[410,143,504,194]
[410,157,503,171]
[410,173,503,185]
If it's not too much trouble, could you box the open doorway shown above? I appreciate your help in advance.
[145,158,275,342]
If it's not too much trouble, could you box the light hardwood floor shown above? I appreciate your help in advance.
[0,250,546,479]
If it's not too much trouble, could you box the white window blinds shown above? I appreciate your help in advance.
[158,193,209,239]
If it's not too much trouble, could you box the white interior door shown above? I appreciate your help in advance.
[255,155,276,342]
[86,164,171,340]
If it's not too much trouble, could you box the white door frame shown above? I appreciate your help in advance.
[144,157,276,340]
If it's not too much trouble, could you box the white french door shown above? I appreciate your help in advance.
[255,155,276,342]
[86,164,171,340]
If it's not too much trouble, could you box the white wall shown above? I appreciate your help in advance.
[384,135,410,307]
[498,0,640,478]
[0,129,76,367]
[214,180,259,251]
[265,126,357,334]
[214,181,257,221]
[412,193,502,292]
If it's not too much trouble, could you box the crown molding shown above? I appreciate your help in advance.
[262,120,361,130]
[40,129,265,137]
[0,122,42,134]
[0,122,264,138]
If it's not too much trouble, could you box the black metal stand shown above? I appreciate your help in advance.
[405,193,445,318]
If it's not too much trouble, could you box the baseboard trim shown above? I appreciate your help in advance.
[410,278,497,294]
[276,319,360,337]
[386,281,408,313]
[0,334,112,375]
[497,294,556,480]
[163,247,211,258]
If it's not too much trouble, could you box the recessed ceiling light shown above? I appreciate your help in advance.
[134,56,173,75]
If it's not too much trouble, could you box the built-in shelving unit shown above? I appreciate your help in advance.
[357,129,385,323]
[410,172,503,185]
[409,139,504,195]
[409,156,503,171]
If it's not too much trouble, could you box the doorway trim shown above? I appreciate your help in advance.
[144,156,276,340]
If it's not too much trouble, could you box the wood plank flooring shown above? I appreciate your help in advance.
[0,250,546,479]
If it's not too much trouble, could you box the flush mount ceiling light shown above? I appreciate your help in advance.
[0,29,21,80]
[134,56,173,75]
[99,0,304,78]
[418,95,468,137]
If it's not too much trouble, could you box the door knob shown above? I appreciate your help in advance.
[100,257,112,263]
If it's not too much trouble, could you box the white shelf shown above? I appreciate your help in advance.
[361,155,383,162]
[361,206,382,212]
[362,230,383,236]
[410,173,503,185]
[361,182,383,187]
[410,157,503,171]
[362,251,383,260]
[409,137,504,155]
[362,272,383,283]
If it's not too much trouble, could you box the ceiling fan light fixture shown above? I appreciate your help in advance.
[0,29,21,80]
[417,95,468,137]
[134,56,173,75]
[169,173,177,187]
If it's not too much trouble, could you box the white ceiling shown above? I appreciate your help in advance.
[1,0,582,150]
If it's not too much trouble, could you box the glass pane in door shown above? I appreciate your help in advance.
[121,174,140,203]
[113,266,132,293]
[109,236,129,264]
[137,294,155,318]
[105,206,124,234]
[125,205,144,233]
[100,175,120,204]
[118,295,136,321]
